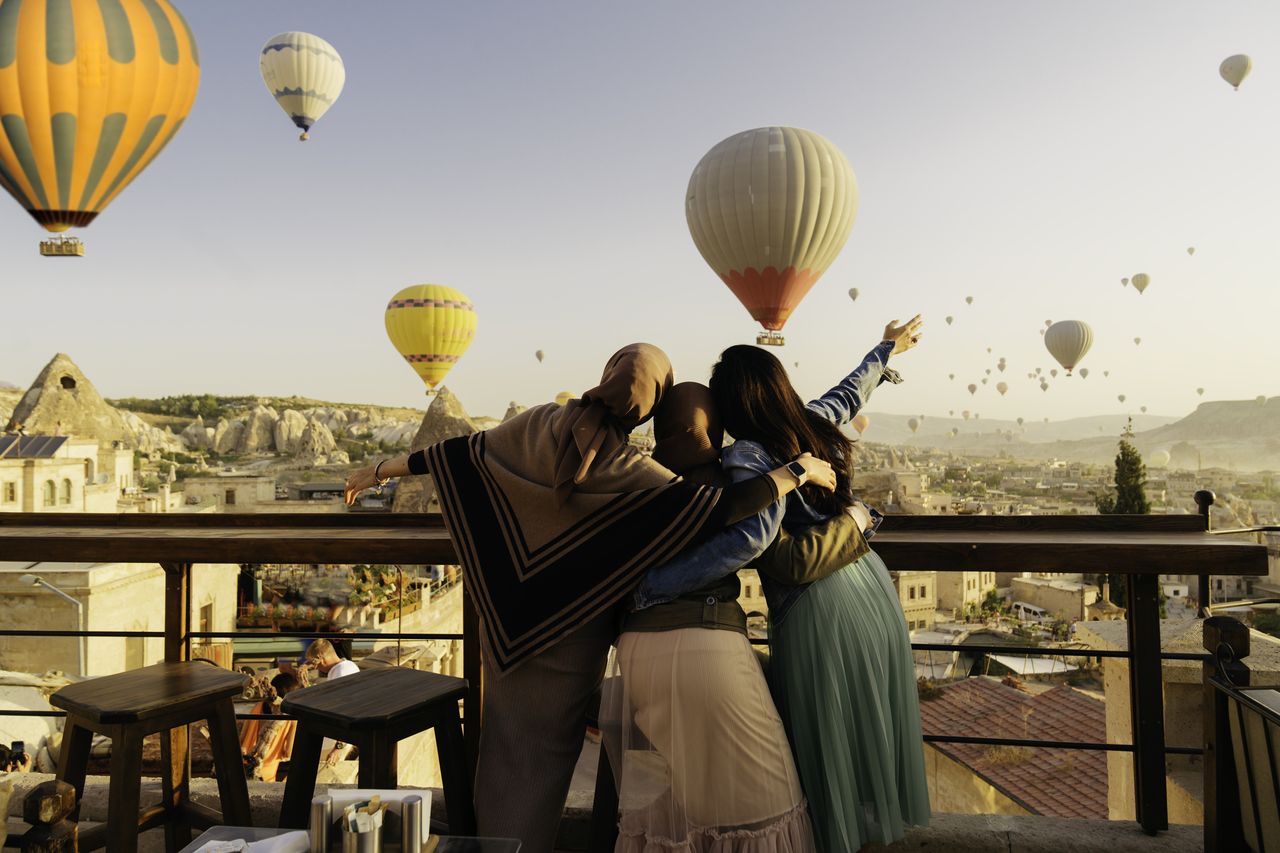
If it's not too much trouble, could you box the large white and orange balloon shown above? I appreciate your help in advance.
[1043,320,1093,376]
[384,285,477,393]
[686,127,857,334]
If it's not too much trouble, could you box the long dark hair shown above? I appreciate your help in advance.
[709,345,855,516]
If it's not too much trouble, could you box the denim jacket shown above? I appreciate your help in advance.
[633,340,901,625]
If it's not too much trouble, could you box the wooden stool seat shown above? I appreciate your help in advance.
[278,668,475,835]
[50,660,251,853]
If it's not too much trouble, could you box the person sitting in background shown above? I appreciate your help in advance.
[243,673,300,781]
[304,638,359,769]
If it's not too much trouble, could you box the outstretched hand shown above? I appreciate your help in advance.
[883,315,924,355]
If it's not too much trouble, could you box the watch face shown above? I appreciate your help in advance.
[787,461,807,478]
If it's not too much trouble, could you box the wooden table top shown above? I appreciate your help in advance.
[0,512,1267,576]
[282,667,468,729]
[50,660,247,723]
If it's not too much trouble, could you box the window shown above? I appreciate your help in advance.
[43,480,56,507]
[921,585,928,598]
[200,603,214,634]
[60,478,72,504]
[225,489,236,506]
[909,587,917,600]
[2,482,14,503]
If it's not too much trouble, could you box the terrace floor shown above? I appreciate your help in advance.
[2,772,1204,853]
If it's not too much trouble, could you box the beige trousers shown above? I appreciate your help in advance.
[474,610,615,853]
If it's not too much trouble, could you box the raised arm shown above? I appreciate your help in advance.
[806,316,922,425]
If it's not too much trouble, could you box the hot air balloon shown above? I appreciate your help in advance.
[1103,370,1110,378]
[1220,54,1253,90]
[535,350,545,363]
[1044,320,1053,328]
[1131,274,1150,294]
[1040,381,1049,392]
[962,410,971,420]
[948,373,955,381]
[1043,417,1050,423]
[1016,417,1024,427]
[1035,368,1042,375]
[1079,367,1090,379]
[997,382,1008,396]
[1050,369,1059,379]
[967,383,977,395]
[1118,394,1126,403]
[987,347,993,354]
[985,369,991,375]
[0,0,200,250]
[1043,320,1093,376]
[1195,387,1205,396]
[949,428,958,438]
[1258,396,1267,406]
[848,287,859,302]
[949,410,954,416]
[794,361,800,368]
[384,285,477,393]
[945,316,954,326]
[851,414,870,434]
[555,391,575,406]
[965,296,974,305]
[1140,406,1148,413]
[981,378,988,385]
[260,32,346,141]
[1187,247,1195,256]
[686,127,857,344]
[1134,337,1142,346]
[1149,449,1171,467]
[907,417,919,434]
[1122,278,1129,286]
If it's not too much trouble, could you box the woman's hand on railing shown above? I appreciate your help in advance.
[344,466,380,505]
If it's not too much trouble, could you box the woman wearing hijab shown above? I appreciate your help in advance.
[633,319,931,852]
[608,382,871,852]
[345,343,835,853]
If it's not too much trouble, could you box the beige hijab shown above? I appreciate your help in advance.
[553,343,674,503]
[652,382,727,487]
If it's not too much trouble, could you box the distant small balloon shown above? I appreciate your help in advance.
[1258,395,1267,406]
[848,287,859,302]
[1220,54,1253,90]
[962,410,971,420]
[1050,369,1059,378]
[987,347,992,354]
[1187,247,1195,256]
[535,349,545,363]
[1043,417,1050,423]
[949,373,955,381]
[1122,278,1129,286]
[1141,406,1148,413]
[965,296,974,305]
[1044,320,1052,328]
[946,316,954,325]
[997,382,1008,396]
[1017,417,1024,426]
[1079,368,1090,379]
[985,369,991,375]
[997,362,1006,372]
[1131,274,1150,294]
[949,410,955,416]
[1103,370,1110,378]
[1035,368,1042,375]
[968,383,977,395]
[851,414,871,434]
[1118,394,1126,403]
[1134,337,1142,346]
[908,417,919,434]
[1196,387,1205,396]
[1040,382,1049,392]
[950,428,959,437]
[981,378,988,385]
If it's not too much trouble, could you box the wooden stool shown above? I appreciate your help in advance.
[278,667,475,835]
[50,660,251,853]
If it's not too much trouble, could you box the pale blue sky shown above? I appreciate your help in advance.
[1,1,1276,421]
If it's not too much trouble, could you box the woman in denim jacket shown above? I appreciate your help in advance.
[634,317,931,852]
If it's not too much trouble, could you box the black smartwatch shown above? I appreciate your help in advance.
[786,460,807,483]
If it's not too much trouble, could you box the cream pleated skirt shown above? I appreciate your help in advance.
[606,627,816,852]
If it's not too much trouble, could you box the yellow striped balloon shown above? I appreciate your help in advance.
[385,285,477,392]
[260,32,344,141]
[0,0,200,233]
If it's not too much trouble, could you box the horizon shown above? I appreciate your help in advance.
[1,1,1277,421]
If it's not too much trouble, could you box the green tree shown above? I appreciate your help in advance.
[1096,419,1150,515]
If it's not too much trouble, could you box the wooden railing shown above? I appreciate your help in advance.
[0,507,1269,839]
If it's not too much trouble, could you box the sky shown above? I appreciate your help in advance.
[1,1,1277,422]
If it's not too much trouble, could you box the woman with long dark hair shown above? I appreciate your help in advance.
[634,317,930,852]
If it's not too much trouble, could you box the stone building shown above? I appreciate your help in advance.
[0,561,238,677]
[1010,576,1099,622]
[936,571,997,615]
[183,474,277,511]
[0,434,132,513]
[892,570,938,632]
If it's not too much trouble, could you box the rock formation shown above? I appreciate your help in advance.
[273,409,308,454]
[502,402,526,423]
[237,405,279,454]
[295,419,339,464]
[393,387,477,513]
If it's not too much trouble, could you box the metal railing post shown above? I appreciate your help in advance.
[1126,572,1169,834]
[1203,616,1250,853]
[1196,490,1216,613]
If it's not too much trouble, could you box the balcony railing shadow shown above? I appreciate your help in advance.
[0,498,1272,851]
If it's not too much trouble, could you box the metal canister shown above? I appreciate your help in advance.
[400,795,424,853]
[309,795,332,853]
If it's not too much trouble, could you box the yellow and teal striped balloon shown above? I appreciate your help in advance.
[259,32,344,142]
[385,285,477,392]
[0,0,200,233]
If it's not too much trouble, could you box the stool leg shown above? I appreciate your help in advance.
[160,725,192,852]
[55,717,94,821]
[207,703,253,826]
[279,728,324,829]
[106,727,144,853]
[357,733,397,789]
[434,715,477,835]
[589,735,620,852]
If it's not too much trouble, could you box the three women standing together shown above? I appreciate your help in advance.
[346,315,930,853]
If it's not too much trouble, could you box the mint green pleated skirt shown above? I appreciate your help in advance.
[769,549,931,852]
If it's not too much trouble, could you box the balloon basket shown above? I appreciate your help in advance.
[755,331,785,347]
[39,236,84,257]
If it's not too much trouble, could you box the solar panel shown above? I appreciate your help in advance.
[0,435,15,458]
[3,435,69,458]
